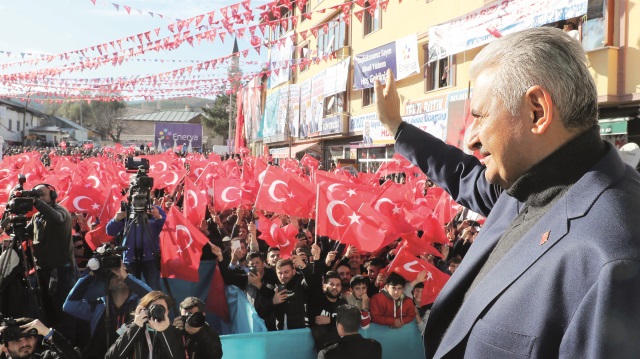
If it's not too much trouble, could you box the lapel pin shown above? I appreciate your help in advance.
[540,231,550,245]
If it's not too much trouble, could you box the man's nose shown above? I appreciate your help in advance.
[465,120,481,153]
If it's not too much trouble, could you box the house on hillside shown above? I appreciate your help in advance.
[0,98,47,145]
[28,115,93,146]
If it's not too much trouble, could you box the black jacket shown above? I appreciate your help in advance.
[317,334,382,359]
[273,266,312,330]
[105,323,186,359]
[183,324,223,359]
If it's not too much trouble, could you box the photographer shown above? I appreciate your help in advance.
[106,204,166,291]
[27,184,77,341]
[105,291,184,359]
[0,318,79,359]
[62,262,151,358]
[172,297,222,359]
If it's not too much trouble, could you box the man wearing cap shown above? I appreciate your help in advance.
[376,27,640,358]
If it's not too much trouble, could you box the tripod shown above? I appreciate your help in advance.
[0,215,45,320]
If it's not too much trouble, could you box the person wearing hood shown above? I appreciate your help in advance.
[370,273,415,328]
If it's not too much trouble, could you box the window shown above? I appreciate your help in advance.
[17,121,20,131]
[363,87,376,107]
[299,42,310,72]
[363,2,381,36]
[324,91,346,116]
[299,0,310,22]
[317,15,348,57]
[423,44,454,92]
[8,119,12,131]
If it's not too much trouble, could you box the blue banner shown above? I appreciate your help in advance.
[353,42,397,90]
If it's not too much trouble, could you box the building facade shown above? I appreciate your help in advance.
[246,0,640,170]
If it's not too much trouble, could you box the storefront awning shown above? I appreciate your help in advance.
[599,118,628,135]
[270,142,319,159]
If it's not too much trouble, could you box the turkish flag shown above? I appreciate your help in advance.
[316,183,390,251]
[419,213,449,245]
[434,190,460,226]
[300,154,319,172]
[388,247,449,306]
[314,171,375,208]
[84,188,123,250]
[375,153,421,177]
[255,166,315,218]
[182,177,208,227]
[401,234,443,258]
[256,213,298,257]
[147,154,178,172]
[213,178,243,211]
[195,162,220,192]
[59,184,105,216]
[160,206,210,282]
[151,170,187,192]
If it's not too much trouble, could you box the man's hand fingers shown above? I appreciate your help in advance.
[385,68,395,96]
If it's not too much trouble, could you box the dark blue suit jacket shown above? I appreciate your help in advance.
[396,123,640,359]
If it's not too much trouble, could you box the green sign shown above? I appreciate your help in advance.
[599,119,628,135]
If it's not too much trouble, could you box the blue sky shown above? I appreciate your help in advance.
[0,0,268,100]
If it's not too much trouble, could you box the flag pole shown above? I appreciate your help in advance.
[314,183,319,245]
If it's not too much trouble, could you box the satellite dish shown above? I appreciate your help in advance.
[619,142,640,168]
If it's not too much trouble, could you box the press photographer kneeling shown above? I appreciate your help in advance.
[105,291,184,359]
[62,244,151,359]
[0,317,79,359]
[172,297,222,359]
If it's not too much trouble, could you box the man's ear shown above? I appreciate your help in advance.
[525,85,555,135]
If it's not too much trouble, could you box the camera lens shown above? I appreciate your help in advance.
[148,304,166,321]
[185,312,206,328]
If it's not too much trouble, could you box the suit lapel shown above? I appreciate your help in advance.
[423,196,519,356]
[431,144,627,359]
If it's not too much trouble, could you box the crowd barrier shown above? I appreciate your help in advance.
[220,323,424,359]
[162,260,424,358]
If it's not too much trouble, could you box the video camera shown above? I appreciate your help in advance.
[124,157,154,213]
[5,175,43,216]
[0,316,38,343]
[87,243,126,273]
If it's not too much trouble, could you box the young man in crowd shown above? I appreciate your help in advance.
[308,271,348,351]
[370,273,415,328]
[271,258,311,330]
[342,275,371,329]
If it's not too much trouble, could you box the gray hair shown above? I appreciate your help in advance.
[469,27,598,131]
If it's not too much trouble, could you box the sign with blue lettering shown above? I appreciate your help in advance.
[353,34,419,90]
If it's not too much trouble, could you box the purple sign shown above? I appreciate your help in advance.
[353,42,397,90]
[154,123,203,149]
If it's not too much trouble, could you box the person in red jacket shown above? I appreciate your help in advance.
[370,273,415,328]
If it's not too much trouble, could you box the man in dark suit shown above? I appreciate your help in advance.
[375,27,640,358]
[318,305,382,359]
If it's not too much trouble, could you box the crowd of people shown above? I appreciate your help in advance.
[0,138,474,359]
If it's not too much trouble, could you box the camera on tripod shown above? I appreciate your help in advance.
[5,174,43,216]
[0,316,38,343]
[87,243,126,273]
[124,157,154,213]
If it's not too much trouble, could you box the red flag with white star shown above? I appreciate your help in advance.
[160,206,210,282]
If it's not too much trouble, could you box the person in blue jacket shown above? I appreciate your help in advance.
[63,263,151,358]
[106,204,166,290]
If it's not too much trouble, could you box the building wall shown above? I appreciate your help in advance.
[259,0,640,161]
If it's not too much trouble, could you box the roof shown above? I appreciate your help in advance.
[51,116,91,132]
[0,98,48,118]
[117,110,202,123]
[29,125,69,133]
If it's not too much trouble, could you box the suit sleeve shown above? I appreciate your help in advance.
[559,259,640,358]
[395,122,502,217]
